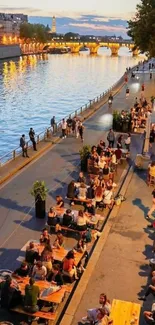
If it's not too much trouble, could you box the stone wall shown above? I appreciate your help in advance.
[0,45,21,59]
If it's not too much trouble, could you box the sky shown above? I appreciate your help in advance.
[0,0,139,37]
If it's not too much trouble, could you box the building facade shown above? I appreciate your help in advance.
[0,13,28,41]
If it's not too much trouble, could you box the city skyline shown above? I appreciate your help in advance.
[0,0,139,36]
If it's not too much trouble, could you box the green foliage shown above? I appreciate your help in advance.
[127,0,155,57]
[30,180,48,201]
[20,22,50,42]
[79,145,91,161]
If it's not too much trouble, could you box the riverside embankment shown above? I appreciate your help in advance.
[0,44,21,59]
[0,61,154,324]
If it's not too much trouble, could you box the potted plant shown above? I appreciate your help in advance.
[79,145,91,172]
[31,181,48,219]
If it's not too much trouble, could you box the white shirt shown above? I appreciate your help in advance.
[125,136,131,145]
[61,121,67,130]
[33,265,47,278]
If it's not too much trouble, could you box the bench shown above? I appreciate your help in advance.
[11,306,57,324]
[66,197,91,205]
[110,299,141,325]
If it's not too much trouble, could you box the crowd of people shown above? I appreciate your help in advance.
[130,95,152,133]
[51,115,84,141]
[0,227,89,321]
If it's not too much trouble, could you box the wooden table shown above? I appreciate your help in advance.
[54,207,102,225]
[15,277,67,304]
[34,243,68,262]
[110,299,141,325]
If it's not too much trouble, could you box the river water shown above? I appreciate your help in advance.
[0,47,141,158]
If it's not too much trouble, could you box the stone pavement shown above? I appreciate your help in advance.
[70,167,154,325]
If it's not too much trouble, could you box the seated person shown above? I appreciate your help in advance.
[62,250,78,279]
[0,276,22,309]
[67,180,76,199]
[106,178,117,191]
[104,148,111,158]
[148,161,155,180]
[97,140,106,155]
[62,209,73,227]
[94,185,104,208]
[81,293,112,324]
[32,261,47,280]
[111,151,117,165]
[103,186,114,208]
[47,264,64,286]
[13,262,30,278]
[24,277,40,314]
[87,183,95,199]
[48,207,58,226]
[90,146,99,163]
[98,151,106,169]
[78,183,87,200]
[25,241,39,264]
[77,172,86,184]
[144,308,155,324]
[74,239,87,253]
[115,145,122,161]
[84,201,95,216]
[56,195,64,208]
[76,210,88,231]
[53,231,65,249]
[41,244,53,272]
[40,228,50,245]
[103,163,110,176]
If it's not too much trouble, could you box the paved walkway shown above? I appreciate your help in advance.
[0,63,154,272]
[70,167,153,325]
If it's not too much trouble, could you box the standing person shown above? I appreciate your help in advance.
[66,115,73,136]
[125,133,131,151]
[117,135,123,148]
[29,128,37,151]
[126,87,130,99]
[141,83,145,92]
[20,134,29,158]
[72,117,76,136]
[146,189,155,220]
[24,277,40,313]
[78,121,84,142]
[75,119,80,138]
[107,129,115,148]
[51,116,56,134]
[61,118,67,139]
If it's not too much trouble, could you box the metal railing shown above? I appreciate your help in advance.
[0,63,138,167]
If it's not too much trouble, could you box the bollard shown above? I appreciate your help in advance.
[13,150,16,160]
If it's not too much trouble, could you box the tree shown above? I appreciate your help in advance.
[20,22,49,43]
[127,0,155,57]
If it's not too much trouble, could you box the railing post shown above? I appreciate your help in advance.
[85,104,87,109]
[81,107,83,114]
[13,150,16,160]
[37,135,39,144]
[75,110,77,117]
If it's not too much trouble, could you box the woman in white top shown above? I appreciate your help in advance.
[125,133,131,151]
[103,186,114,207]
[98,152,106,169]
[76,210,87,231]
[78,183,87,200]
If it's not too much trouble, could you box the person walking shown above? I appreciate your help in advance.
[29,128,37,151]
[125,133,131,152]
[20,134,29,158]
[61,118,67,139]
[107,129,115,148]
[51,116,56,134]
[78,122,84,142]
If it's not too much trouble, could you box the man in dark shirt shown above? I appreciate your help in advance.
[0,276,21,309]
[62,209,73,226]
[47,264,63,286]
[25,242,39,265]
[84,201,95,216]
[13,262,30,278]
[29,128,37,151]
[24,277,40,313]
[20,134,29,158]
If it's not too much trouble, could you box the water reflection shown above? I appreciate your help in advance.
[0,49,142,157]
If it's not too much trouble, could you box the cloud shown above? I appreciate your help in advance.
[69,22,126,33]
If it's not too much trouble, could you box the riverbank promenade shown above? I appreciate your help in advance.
[0,62,154,324]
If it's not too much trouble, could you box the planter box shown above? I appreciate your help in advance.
[35,200,46,219]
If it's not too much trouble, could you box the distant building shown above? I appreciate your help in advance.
[0,13,28,39]
[51,16,56,34]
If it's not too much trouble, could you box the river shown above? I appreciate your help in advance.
[0,47,142,158]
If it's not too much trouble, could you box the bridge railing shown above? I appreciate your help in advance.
[0,64,138,167]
